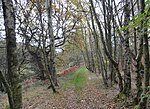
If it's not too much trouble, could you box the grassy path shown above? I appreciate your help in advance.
[0,67,122,109]
[62,67,88,90]
[69,67,88,89]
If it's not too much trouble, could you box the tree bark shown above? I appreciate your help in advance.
[123,0,131,96]
[134,0,144,103]
[89,0,123,92]
[2,0,22,108]
[47,0,58,86]
[139,0,150,108]
[29,51,46,80]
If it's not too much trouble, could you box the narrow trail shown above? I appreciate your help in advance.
[0,67,122,109]
[65,88,78,109]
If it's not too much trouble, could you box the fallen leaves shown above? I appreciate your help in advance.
[0,72,132,109]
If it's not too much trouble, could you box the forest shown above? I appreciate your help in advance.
[0,0,150,109]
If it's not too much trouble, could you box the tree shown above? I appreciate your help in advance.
[47,0,57,86]
[123,0,131,96]
[89,0,123,92]
[139,0,150,108]
[1,0,22,108]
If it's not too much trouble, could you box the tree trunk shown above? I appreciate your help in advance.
[0,77,5,92]
[88,30,96,72]
[0,71,13,108]
[2,0,22,108]
[123,0,131,96]
[47,0,58,86]
[134,0,144,103]
[81,28,91,71]
[29,51,46,80]
[139,0,150,108]
[89,0,123,92]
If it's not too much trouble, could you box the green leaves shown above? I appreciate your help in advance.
[119,13,144,31]
[120,8,149,31]
[145,0,150,6]
[140,86,150,102]
[119,0,150,31]
[141,93,150,102]
[129,13,144,28]
[119,26,128,31]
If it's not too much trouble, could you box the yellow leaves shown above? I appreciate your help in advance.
[70,0,80,6]
[74,34,84,49]
[66,11,72,18]
[29,0,45,3]
[52,4,60,13]
[66,29,84,51]
[29,0,36,3]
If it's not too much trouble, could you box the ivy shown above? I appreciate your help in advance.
[141,86,150,102]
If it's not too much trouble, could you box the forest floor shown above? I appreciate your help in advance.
[0,67,133,109]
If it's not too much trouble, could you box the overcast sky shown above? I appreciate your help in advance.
[0,0,122,42]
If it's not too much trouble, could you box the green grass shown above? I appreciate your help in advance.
[63,67,88,90]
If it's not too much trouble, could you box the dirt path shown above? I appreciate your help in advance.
[0,69,122,109]
[20,70,135,109]
[0,82,119,109]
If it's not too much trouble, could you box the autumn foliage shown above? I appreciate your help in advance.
[57,66,79,76]
[22,78,37,89]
